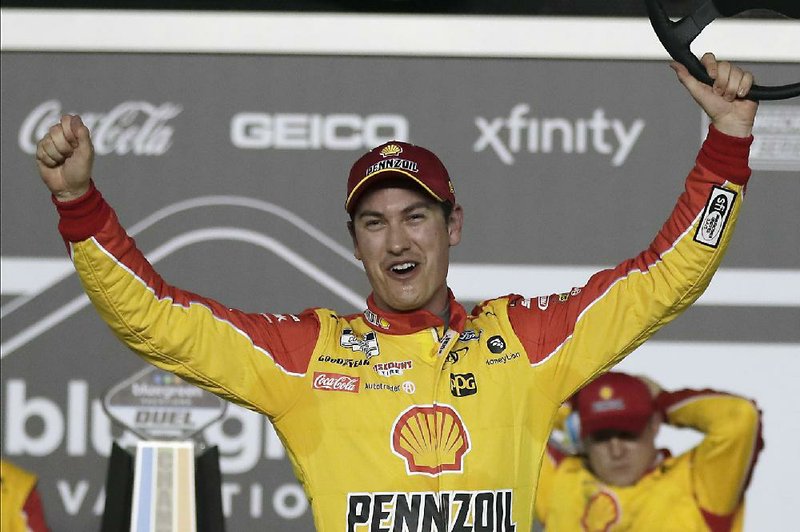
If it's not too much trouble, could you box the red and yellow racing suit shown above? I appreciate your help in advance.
[54,126,751,531]
[1,459,50,532]
[535,389,764,531]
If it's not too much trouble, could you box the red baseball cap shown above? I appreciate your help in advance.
[345,141,455,214]
[575,372,656,439]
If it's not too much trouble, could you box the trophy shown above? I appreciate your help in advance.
[101,366,228,532]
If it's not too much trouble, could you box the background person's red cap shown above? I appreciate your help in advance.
[575,372,656,439]
[345,141,455,214]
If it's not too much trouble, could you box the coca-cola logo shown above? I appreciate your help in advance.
[312,372,360,393]
[18,100,182,156]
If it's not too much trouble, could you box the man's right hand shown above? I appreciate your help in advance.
[35,114,94,202]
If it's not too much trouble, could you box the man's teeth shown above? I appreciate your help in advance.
[392,263,415,273]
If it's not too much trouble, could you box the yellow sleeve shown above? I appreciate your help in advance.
[59,186,321,419]
[507,126,753,406]
[660,389,763,515]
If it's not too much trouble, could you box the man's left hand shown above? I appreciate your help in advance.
[671,53,758,138]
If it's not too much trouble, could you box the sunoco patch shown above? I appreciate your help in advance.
[694,186,737,248]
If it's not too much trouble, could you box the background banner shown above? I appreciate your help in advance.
[2,11,798,530]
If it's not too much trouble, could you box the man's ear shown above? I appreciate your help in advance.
[448,204,464,247]
[347,220,362,261]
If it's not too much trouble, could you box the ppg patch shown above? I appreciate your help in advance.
[694,186,737,248]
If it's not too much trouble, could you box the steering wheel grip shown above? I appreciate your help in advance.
[645,0,800,101]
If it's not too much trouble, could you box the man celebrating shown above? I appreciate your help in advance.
[35,54,757,530]
[536,372,763,531]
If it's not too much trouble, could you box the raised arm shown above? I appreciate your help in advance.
[507,55,758,403]
[656,388,763,522]
[35,115,320,418]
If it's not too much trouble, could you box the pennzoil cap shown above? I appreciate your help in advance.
[345,141,455,214]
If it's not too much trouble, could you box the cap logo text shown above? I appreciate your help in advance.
[365,158,419,176]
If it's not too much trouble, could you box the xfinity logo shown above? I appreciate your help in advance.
[474,105,645,166]
[231,112,408,150]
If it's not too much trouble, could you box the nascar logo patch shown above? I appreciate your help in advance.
[694,185,737,248]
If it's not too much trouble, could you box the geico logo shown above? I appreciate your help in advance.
[2,380,284,474]
[230,112,409,150]
[474,105,645,167]
[19,100,180,156]
[450,373,477,397]
[347,490,516,532]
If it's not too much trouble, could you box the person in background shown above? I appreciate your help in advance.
[535,371,764,531]
[1,459,51,532]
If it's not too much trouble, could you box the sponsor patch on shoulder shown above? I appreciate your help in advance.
[694,186,737,248]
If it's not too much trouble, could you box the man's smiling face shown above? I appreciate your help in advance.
[350,181,462,315]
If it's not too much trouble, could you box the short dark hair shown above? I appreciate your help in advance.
[440,201,454,222]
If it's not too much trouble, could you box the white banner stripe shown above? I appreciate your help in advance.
[2,257,798,307]
[1,257,74,296]
[1,10,798,61]
[447,264,800,307]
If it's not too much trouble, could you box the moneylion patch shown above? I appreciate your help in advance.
[694,186,737,248]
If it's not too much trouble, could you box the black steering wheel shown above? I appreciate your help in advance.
[644,0,800,100]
